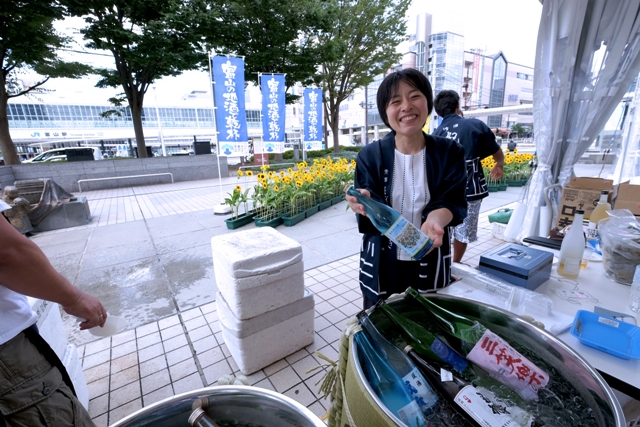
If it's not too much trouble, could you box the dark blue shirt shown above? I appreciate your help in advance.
[434,114,500,201]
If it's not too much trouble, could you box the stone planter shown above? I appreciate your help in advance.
[224,212,256,230]
[304,205,319,218]
[282,211,306,227]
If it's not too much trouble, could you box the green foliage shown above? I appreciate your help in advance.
[65,0,208,157]
[510,123,527,137]
[202,0,335,104]
[0,0,93,164]
[314,0,411,152]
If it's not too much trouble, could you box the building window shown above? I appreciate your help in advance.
[517,72,534,81]
[521,87,533,93]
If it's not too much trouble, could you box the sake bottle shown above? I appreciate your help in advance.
[405,346,536,427]
[557,209,585,280]
[188,407,221,427]
[377,302,469,373]
[588,190,611,228]
[359,313,439,414]
[353,330,428,427]
[347,186,433,259]
[403,289,549,402]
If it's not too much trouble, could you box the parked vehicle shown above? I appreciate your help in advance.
[23,147,103,163]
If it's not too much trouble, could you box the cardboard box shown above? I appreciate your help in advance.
[556,177,613,228]
[613,181,640,216]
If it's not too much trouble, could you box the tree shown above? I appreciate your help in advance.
[511,122,526,138]
[207,0,335,105]
[314,0,411,152]
[66,0,208,157]
[0,0,92,165]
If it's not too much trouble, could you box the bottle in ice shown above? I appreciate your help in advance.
[358,313,439,414]
[347,186,433,259]
[353,330,428,427]
[557,209,585,280]
[375,300,471,375]
[405,346,537,427]
[404,289,549,401]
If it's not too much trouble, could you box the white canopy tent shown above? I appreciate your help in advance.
[516,0,640,241]
[463,105,533,119]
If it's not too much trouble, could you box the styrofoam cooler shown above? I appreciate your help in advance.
[216,289,315,375]
[28,298,67,360]
[214,259,304,320]
[62,344,89,409]
[211,227,304,319]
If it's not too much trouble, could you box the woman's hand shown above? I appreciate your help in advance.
[346,188,370,216]
[421,208,453,253]
[421,218,445,253]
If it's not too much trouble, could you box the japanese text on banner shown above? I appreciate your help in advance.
[304,88,323,143]
[260,74,286,153]
[211,56,248,156]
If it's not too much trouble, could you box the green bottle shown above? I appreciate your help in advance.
[376,302,470,375]
[405,289,549,401]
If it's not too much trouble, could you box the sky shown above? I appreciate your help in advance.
[41,1,544,106]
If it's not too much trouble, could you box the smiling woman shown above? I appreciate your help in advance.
[345,68,468,309]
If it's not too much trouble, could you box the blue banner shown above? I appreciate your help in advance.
[304,88,323,145]
[260,74,286,153]
[211,56,248,156]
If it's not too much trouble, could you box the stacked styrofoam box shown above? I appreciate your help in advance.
[62,344,89,409]
[28,298,89,409]
[211,227,315,374]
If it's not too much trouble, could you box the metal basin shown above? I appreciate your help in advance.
[356,293,625,427]
[109,385,325,427]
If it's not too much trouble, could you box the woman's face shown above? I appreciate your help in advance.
[385,80,429,138]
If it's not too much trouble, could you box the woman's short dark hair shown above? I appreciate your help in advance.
[376,68,433,129]
[433,90,460,117]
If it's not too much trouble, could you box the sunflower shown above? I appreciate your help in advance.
[246,170,254,177]
[237,170,244,177]
[235,185,242,192]
[273,185,279,192]
[296,180,303,187]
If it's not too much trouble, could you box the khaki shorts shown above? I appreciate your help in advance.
[0,329,95,427]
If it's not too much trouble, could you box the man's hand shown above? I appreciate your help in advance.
[346,188,370,216]
[62,292,107,330]
[490,163,504,180]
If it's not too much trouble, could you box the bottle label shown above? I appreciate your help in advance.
[562,258,581,275]
[466,329,549,400]
[454,385,522,427]
[430,337,468,373]
[384,216,432,259]
[402,367,438,411]
[396,399,426,427]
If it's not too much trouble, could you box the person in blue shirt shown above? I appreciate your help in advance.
[433,90,504,264]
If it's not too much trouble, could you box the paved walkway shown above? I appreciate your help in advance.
[29,164,612,426]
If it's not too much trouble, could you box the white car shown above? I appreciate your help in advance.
[24,147,103,163]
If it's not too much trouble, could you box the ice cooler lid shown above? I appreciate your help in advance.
[479,244,554,278]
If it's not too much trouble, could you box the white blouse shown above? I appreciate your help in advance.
[392,148,430,260]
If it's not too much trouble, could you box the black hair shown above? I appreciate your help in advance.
[433,90,460,117]
[376,68,433,129]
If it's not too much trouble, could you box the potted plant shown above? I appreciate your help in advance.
[223,185,254,229]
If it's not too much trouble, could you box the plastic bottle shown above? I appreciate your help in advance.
[405,346,536,427]
[557,209,586,280]
[404,289,549,401]
[353,330,428,427]
[347,186,432,259]
[358,314,439,414]
[588,190,611,227]
[188,407,221,427]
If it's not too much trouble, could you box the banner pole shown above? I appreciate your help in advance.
[210,52,232,215]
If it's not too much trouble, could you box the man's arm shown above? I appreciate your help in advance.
[0,217,106,329]
[490,148,505,180]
